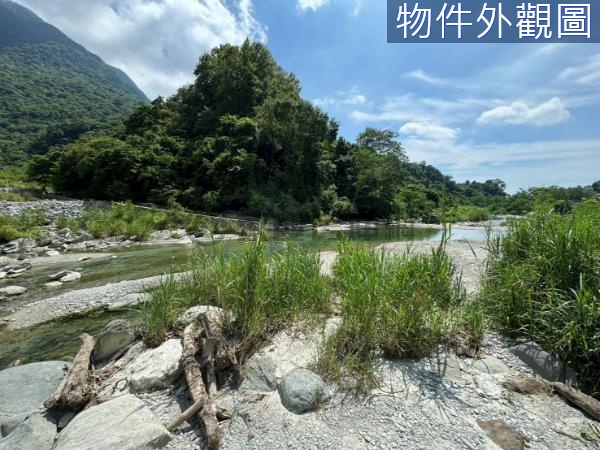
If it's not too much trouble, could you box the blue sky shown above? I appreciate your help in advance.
[17,0,600,192]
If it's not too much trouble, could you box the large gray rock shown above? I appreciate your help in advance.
[0,361,67,436]
[94,319,136,363]
[511,341,577,385]
[0,413,56,450]
[0,286,27,296]
[0,256,11,267]
[278,369,332,414]
[53,394,171,450]
[241,356,277,392]
[129,339,183,392]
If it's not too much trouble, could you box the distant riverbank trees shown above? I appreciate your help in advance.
[27,41,599,223]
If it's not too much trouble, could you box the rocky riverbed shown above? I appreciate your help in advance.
[2,235,599,449]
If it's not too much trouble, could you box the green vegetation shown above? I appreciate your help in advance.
[318,239,483,388]
[0,207,45,243]
[482,200,600,396]
[26,41,517,223]
[55,201,247,242]
[141,233,331,346]
[0,1,146,164]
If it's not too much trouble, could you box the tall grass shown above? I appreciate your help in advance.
[482,200,600,396]
[140,232,332,351]
[319,239,483,389]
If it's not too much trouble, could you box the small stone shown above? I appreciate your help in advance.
[278,369,332,414]
[78,256,90,262]
[45,250,60,257]
[59,271,81,283]
[44,281,64,289]
[0,272,6,279]
[48,271,69,281]
[0,286,27,296]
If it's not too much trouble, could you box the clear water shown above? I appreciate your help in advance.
[0,224,492,368]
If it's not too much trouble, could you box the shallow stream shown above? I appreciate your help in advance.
[0,224,492,368]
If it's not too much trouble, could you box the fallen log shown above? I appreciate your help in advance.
[551,381,600,422]
[505,375,600,422]
[44,333,95,410]
[182,321,222,450]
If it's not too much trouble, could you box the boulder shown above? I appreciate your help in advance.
[277,369,332,414]
[59,272,81,283]
[94,319,136,363]
[177,305,225,326]
[129,339,183,392]
[44,250,60,257]
[53,394,171,450]
[0,256,11,267]
[241,355,277,392]
[0,413,56,450]
[511,341,577,385]
[0,286,27,296]
[44,281,63,289]
[0,361,67,436]
[0,272,5,280]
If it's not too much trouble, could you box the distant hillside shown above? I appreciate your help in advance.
[0,0,147,164]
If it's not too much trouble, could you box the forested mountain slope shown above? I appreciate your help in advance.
[0,0,147,164]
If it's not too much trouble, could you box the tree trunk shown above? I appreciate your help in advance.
[182,321,222,450]
[44,333,95,410]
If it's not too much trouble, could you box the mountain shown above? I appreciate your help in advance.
[0,0,148,164]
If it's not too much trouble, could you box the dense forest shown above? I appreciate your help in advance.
[0,0,147,165]
[26,41,599,223]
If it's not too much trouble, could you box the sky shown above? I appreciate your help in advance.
[15,0,600,192]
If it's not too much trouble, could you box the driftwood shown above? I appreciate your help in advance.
[182,321,222,450]
[552,381,600,422]
[505,375,600,422]
[45,333,96,410]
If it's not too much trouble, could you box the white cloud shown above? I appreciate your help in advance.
[399,121,458,141]
[297,0,364,15]
[405,69,451,86]
[313,87,367,108]
[558,54,600,86]
[350,93,496,125]
[477,97,569,126]
[297,0,328,12]
[17,0,267,98]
